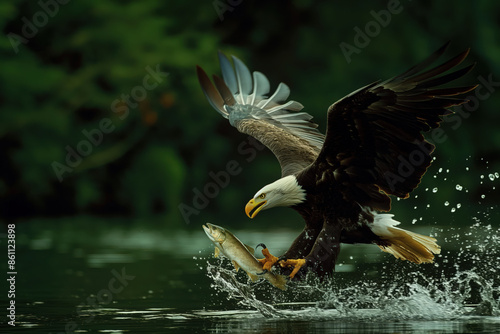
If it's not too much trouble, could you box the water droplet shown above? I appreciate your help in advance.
[411,219,417,224]
[349,256,354,260]
[426,204,430,208]
[489,174,495,181]
[495,172,499,178]
[480,175,485,179]
[481,194,486,199]
[438,167,443,173]
[457,203,461,209]
[456,184,463,191]
[432,187,438,193]
[451,207,456,213]
[444,201,449,206]
[446,169,450,173]
[465,167,469,171]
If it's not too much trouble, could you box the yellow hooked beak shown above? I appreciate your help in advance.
[245,198,267,219]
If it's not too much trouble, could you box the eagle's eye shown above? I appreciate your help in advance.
[259,193,266,199]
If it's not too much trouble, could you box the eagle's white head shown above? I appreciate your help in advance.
[245,175,306,218]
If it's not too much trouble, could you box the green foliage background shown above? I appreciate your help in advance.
[1,0,499,229]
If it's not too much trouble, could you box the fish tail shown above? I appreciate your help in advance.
[269,274,287,291]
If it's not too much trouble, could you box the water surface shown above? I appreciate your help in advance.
[9,216,500,333]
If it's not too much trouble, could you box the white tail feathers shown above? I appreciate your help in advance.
[377,227,441,264]
[371,213,441,264]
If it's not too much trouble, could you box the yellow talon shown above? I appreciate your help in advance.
[258,248,279,271]
[279,259,306,279]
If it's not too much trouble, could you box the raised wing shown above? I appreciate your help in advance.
[313,42,476,211]
[197,52,325,176]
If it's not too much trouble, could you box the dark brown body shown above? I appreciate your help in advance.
[282,163,386,277]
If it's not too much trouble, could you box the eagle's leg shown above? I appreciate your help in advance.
[280,223,342,279]
[281,225,322,259]
[255,226,322,275]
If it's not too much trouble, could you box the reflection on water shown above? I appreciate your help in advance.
[7,165,500,333]
[23,307,500,333]
[9,214,500,333]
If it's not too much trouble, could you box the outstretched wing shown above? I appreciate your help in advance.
[197,52,325,176]
[312,42,476,211]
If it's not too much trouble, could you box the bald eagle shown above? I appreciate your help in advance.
[196,42,475,279]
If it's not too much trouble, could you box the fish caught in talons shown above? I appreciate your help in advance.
[203,223,287,290]
[255,243,280,271]
[255,243,306,279]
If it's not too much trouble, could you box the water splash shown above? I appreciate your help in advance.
[205,161,500,320]
[206,261,284,318]
[206,223,499,320]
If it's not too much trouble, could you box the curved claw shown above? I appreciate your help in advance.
[256,243,267,251]
[257,269,268,276]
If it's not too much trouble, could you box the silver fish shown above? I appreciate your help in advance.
[203,223,287,290]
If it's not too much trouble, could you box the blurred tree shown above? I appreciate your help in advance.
[0,0,498,228]
[0,0,220,220]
